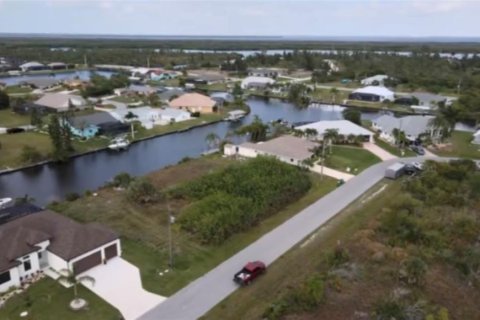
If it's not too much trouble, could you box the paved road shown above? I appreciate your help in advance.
[139,157,435,320]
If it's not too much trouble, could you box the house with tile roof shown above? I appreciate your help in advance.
[169,93,217,113]
[0,207,120,293]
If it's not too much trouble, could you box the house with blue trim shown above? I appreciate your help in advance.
[66,112,128,139]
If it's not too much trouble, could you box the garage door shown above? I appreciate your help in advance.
[104,243,118,260]
[73,251,102,275]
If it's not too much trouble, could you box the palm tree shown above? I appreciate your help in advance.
[330,87,339,104]
[205,132,220,150]
[57,269,95,303]
[323,129,339,154]
[304,128,318,140]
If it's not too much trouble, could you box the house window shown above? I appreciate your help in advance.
[38,252,42,259]
[0,270,11,285]
[23,259,32,272]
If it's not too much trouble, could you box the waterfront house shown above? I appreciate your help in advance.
[241,76,275,90]
[296,120,374,143]
[210,92,234,105]
[224,135,317,166]
[34,93,87,112]
[47,62,67,70]
[19,61,45,72]
[20,78,62,90]
[349,86,395,102]
[186,72,226,85]
[247,68,284,78]
[360,74,391,86]
[0,205,120,293]
[159,88,185,103]
[169,93,217,114]
[372,114,439,143]
[67,111,128,139]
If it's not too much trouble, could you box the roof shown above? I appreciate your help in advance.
[48,62,66,67]
[352,86,395,97]
[410,92,450,106]
[35,93,85,109]
[296,120,374,137]
[361,75,389,83]
[241,76,275,85]
[240,135,318,161]
[70,111,119,128]
[373,115,434,137]
[128,85,158,94]
[188,73,225,82]
[387,162,406,171]
[20,61,44,68]
[21,78,60,89]
[159,88,184,102]
[244,261,265,272]
[169,93,216,108]
[0,204,44,226]
[159,107,190,118]
[0,210,118,272]
[210,92,234,102]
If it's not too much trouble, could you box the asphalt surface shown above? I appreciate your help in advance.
[139,157,434,320]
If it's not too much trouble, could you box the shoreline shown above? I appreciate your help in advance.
[0,118,224,176]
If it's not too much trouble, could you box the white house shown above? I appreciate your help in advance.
[158,108,191,123]
[107,106,191,129]
[295,120,375,143]
[241,76,275,89]
[224,135,318,166]
[360,75,390,86]
[349,86,395,102]
[0,206,120,293]
[371,114,439,143]
[19,61,45,72]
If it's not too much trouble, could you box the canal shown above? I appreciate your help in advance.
[0,98,381,206]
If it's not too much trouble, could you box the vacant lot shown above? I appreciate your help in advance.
[0,132,52,169]
[0,109,31,128]
[431,130,479,159]
[325,145,381,173]
[0,278,120,320]
[51,156,336,296]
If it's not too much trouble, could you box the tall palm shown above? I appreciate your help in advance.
[304,128,318,140]
[57,269,95,302]
[428,115,450,143]
[323,128,339,154]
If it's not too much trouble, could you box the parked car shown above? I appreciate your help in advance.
[404,163,422,175]
[233,261,266,285]
[411,162,424,171]
[410,145,425,155]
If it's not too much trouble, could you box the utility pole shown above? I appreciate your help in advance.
[147,56,150,68]
[167,202,175,269]
[130,122,135,140]
[320,138,326,180]
[83,54,88,68]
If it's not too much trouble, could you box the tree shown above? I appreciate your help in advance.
[48,114,73,161]
[205,132,220,150]
[232,83,243,97]
[57,269,95,303]
[330,87,339,104]
[0,90,9,109]
[236,116,268,142]
[127,178,158,204]
[342,108,361,125]
[304,128,318,140]
[323,128,339,154]
[30,108,43,127]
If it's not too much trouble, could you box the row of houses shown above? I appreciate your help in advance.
[19,61,72,72]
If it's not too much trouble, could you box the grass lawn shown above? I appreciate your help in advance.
[431,131,480,159]
[310,88,349,104]
[0,278,120,320]
[374,137,416,157]
[51,156,337,296]
[196,82,229,92]
[203,181,395,320]
[0,132,52,170]
[0,109,31,128]
[5,86,33,94]
[324,145,381,173]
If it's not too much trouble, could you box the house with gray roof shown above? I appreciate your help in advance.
[371,114,440,143]
[19,61,45,72]
[34,93,87,112]
[67,111,129,138]
[0,208,120,293]
[224,135,318,166]
[159,88,185,102]
[210,92,234,105]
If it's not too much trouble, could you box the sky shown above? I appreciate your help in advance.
[0,0,479,38]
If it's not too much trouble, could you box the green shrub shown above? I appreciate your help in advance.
[65,192,80,202]
[127,178,158,204]
[112,172,134,188]
[19,145,43,164]
[373,298,407,320]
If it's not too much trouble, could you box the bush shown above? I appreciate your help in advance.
[373,298,407,320]
[127,178,158,204]
[19,145,43,164]
[190,111,200,117]
[65,192,80,202]
[177,157,311,243]
[112,172,134,188]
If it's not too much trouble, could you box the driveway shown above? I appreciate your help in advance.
[311,164,354,181]
[363,142,397,161]
[140,156,438,320]
[80,257,165,320]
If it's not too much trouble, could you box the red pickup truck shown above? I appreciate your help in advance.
[233,261,266,285]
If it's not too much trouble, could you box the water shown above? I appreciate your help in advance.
[0,70,114,86]
[0,98,379,206]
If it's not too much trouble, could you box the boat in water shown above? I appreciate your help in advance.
[225,110,247,122]
[0,197,12,209]
[108,136,130,151]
